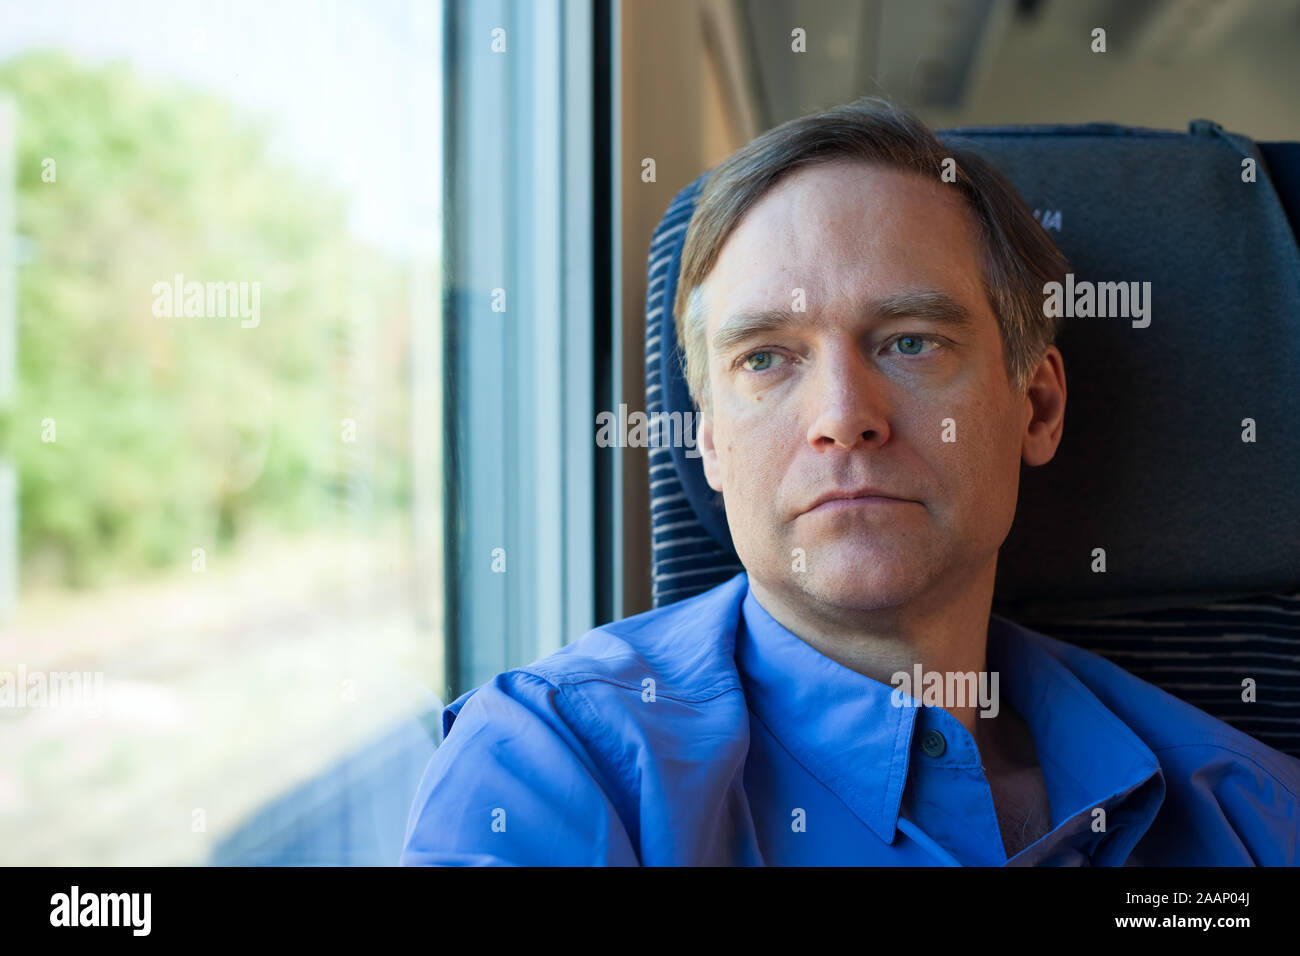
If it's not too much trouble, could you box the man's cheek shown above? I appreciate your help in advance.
[722,440,775,509]
[899,409,974,512]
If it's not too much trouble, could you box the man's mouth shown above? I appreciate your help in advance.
[802,487,917,516]
[805,494,912,515]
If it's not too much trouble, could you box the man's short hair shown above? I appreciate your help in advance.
[673,96,1070,412]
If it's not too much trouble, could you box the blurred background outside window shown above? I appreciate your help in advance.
[0,0,445,865]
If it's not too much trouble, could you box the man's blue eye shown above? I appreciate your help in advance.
[895,336,929,355]
[744,351,778,371]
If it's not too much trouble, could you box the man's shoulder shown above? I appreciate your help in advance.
[523,572,748,700]
[1003,615,1300,793]
[443,572,749,735]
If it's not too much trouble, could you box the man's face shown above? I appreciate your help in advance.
[697,159,1049,613]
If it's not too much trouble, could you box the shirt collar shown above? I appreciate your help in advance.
[735,584,914,844]
[985,611,1164,837]
[735,578,1165,855]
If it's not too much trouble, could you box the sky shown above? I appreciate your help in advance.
[0,0,443,257]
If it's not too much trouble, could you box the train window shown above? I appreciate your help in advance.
[0,0,447,865]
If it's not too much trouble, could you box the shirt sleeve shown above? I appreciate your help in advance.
[399,669,640,866]
[1142,743,1300,865]
[1191,748,1300,866]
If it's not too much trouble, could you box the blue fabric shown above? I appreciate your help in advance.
[401,572,1300,865]
[1254,142,1300,241]
[645,171,742,606]
[1018,594,1300,760]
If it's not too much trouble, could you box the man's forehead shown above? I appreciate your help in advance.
[727,159,962,235]
[699,161,984,337]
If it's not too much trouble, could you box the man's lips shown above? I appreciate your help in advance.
[801,489,917,516]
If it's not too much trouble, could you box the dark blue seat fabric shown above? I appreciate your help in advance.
[645,177,745,604]
[644,120,1300,757]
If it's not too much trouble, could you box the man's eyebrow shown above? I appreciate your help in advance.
[873,290,973,328]
[711,290,973,353]
[711,308,807,353]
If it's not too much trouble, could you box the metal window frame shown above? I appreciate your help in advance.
[444,0,599,697]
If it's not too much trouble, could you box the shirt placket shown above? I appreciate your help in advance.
[897,705,1009,866]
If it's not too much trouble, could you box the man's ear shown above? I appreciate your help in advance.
[698,406,724,492]
[1022,345,1066,467]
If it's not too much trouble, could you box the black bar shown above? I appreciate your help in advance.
[1,865,1286,942]
[592,0,616,627]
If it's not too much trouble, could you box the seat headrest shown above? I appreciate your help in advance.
[646,120,1300,616]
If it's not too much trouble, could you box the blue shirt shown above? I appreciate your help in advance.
[400,572,1300,865]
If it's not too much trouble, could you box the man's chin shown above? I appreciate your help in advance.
[790,562,929,612]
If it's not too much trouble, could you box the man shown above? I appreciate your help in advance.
[401,97,1300,866]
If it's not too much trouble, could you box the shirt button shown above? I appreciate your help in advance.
[920,729,947,758]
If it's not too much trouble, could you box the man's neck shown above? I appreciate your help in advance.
[747,560,998,741]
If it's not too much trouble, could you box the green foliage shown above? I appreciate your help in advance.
[0,51,411,589]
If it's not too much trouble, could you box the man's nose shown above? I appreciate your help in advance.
[804,349,892,450]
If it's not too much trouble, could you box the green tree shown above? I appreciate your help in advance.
[0,50,410,588]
